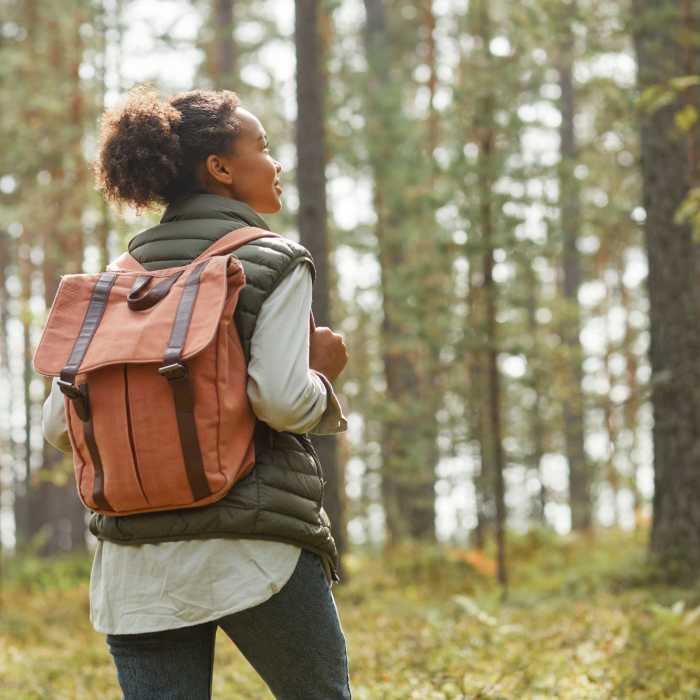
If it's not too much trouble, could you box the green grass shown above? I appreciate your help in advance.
[2,527,700,698]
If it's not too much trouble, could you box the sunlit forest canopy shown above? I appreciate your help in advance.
[1,0,650,555]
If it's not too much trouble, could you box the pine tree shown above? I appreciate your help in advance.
[295,0,347,565]
[633,0,700,581]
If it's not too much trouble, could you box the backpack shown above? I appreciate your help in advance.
[32,226,279,516]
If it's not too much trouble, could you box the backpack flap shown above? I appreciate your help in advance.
[32,254,243,379]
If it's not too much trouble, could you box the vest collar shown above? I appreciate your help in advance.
[159,192,271,230]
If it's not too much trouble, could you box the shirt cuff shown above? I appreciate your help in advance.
[42,377,73,454]
[309,370,348,435]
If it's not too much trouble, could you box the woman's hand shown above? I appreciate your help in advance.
[309,326,348,383]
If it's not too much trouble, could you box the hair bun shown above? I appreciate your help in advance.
[166,105,183,129]
[94,84,184,211]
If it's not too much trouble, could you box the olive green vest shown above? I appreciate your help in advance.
[88,193,340,583]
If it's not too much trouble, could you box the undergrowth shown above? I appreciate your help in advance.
[2,526,700,699]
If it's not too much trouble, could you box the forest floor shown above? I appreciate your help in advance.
[1,526,700,699]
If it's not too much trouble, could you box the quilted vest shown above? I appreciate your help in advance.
[88,193,340,584]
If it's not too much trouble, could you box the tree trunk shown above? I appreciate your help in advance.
[407,0,440,541]
[472,0,507,590]
[602,288,620,527]
[632,0,700,581]
[33,4,91,555]
[468,264,489,548]
[556,13,591,532]
[524,258,548,524]
[95,0,113,270]
[0,231,12,558]
[455,12,491,548]
[16,230,35,550]
[213,0,237,88]
[362,0,435,545]
[618,258,643,526]
[294,0,346,567]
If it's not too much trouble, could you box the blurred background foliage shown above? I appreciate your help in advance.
[3,0,700,696]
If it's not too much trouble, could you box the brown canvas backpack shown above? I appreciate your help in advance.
[33,226,279,516]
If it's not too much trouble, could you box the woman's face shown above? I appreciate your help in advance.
[200,107,283,214]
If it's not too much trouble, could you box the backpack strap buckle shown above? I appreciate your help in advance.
[57,378,81,399]
[158,362,188,381]
[57,378,90,422]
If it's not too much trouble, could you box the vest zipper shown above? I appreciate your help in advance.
[298,434,340,584]
[299,434,326,491]
[124,364,149,504]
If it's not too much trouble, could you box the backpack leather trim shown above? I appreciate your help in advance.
[80,381,111,511]
[58,271,118,414]
[159,259,211,501]
[57,271,117,511]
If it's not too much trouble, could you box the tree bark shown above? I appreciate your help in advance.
[556,12,591,532]
[408,0,440,541]
[633,0,700,580]
[472,0,507,589]
[294,0,347,567]
[213,0,237,89]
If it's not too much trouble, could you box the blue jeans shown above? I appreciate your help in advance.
[106,548,352,699]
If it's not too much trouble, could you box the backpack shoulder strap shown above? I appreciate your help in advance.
[107,251,146,273]
[191,226,279,263]
[106,227,277,272]
[200,228,321,333]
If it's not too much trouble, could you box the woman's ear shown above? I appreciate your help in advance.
[205,154,233,185]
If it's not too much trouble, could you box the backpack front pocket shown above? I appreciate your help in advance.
[122,364,149,506]
[67,365,152,512]
[122,362,197,508]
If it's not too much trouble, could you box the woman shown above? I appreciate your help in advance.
[41,85,352,699]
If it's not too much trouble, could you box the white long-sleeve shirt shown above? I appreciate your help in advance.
[41,261,347,634]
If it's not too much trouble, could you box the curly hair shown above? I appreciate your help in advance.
[93,84,243,211]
